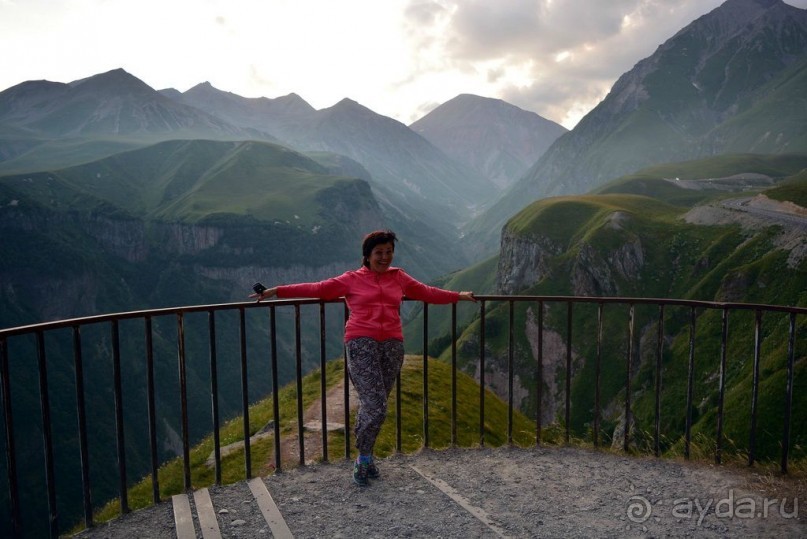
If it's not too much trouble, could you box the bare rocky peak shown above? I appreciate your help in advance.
[411,94,567,189]
[67,67,156,98]
[181,81,315,117]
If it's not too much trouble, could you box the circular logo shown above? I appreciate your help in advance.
[627,495,652,523]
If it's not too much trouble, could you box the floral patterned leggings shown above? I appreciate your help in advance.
[345,337,404,456]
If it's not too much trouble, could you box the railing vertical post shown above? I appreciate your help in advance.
[423,303,429,448]
[479,300,486,447]
[319,303,329,463]
[270,305,282,472]
[507,301,514,445]
[536,300,543,446]
[1,337,22,538]
[781,312,797,474]
[72,326,92,528]
[594,303,603,448]
[716,308,728,465]
[176,314,191,490]
[654,305,664,458]
[395,369,402,453]
[624,304,634,453]
[294,305,305,466]
[749,309,762,467]
[36,330,59,536]
[343,304,351,459]
[110,321,128,515]
[208,311,221,485]
[451,303,457,447]
[144,316,159,503]
[238,307,251,479]
[684,307,695,460]
[565,302,572,445]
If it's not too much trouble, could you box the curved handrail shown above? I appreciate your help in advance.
[2,294,804,337]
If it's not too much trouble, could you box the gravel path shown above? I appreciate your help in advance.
[75,445,805,538]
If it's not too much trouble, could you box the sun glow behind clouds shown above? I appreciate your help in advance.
[193,1,414,109]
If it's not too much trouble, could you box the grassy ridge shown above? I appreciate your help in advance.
[0,139,363,226]
[766,170,807,208]
[612,153,807,183]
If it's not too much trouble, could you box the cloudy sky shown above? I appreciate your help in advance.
[1,0,806,129]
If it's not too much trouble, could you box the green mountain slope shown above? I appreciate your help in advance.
[711,57,807,153]
[430,154,807,466]
[765,168,807,206]
[0,139,360,224]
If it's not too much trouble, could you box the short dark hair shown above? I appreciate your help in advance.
[361,230,397,268]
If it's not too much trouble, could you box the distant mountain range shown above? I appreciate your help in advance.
[0,66,567,269]
[0,68,274,142]
[167,84,506,229]
[0,61,569,328]
[2,0,805,267]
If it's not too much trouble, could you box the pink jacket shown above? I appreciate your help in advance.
[276,266,460,342]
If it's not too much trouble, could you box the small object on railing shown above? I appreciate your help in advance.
[252,282,267,301]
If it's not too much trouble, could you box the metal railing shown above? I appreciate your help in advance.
[0,295,804,537]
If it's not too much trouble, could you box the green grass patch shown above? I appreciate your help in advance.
[765,169,807,208]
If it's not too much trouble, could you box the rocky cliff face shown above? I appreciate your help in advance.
[571,238,645,297]
[524,306,580,426]
[489,213,649,428]
[495,228,563,295]
[496,214,645,297]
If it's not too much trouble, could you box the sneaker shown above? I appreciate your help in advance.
[367,459,380,480]
[353,461,369,486]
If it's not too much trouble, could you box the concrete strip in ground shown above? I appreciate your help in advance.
[192,488,222,539]
[410,464,509,538]
[248,477,295,539]
[171,493,195,539]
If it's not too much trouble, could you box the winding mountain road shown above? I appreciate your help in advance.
[720,196,807,230]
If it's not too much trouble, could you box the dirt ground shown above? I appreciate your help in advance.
[76,444,806,538]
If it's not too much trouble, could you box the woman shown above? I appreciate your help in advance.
[253,230,476,486]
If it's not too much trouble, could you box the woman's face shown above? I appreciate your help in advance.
[368,242,395,273]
